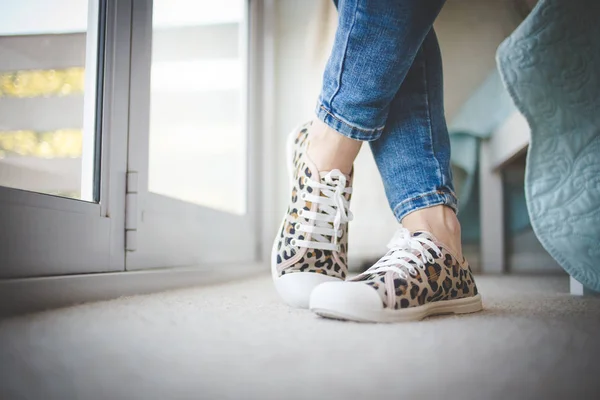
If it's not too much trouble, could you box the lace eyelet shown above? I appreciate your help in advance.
[298,209,303,216]
[300,192,307,200]
[295,223,302,231]
[290,239,297,246]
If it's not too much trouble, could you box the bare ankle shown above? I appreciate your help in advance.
[306,119,361,174]
[401,205,463,260]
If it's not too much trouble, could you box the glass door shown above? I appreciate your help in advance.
[0,0,129,278]
[126,0,258,269]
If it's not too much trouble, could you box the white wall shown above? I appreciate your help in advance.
[435,0,522,120]
[272,0,322,232]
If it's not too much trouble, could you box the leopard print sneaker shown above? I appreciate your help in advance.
[271,122,354,308]
[310,227,482,322]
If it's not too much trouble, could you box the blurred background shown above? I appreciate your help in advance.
[0,0,561,275]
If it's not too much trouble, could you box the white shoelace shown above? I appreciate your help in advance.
[357,227,442,279]
[289,170,353,252]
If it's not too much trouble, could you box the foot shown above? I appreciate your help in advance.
[402,205,463,261]
[310,227,482,322]
[271,122,354,308]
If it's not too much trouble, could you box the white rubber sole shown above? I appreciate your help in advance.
[271,254,341,308]
[271,125,342,309]
[310,286,483,323]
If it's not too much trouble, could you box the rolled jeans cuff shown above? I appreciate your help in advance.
[392,189,459,222]
[315,103,384,141]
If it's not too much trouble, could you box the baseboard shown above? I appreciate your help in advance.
[0,263,267,318]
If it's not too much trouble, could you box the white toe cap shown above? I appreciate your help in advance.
[309,281,384,320]
[273,272,342,309]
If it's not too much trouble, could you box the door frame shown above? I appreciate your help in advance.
[0,0,277,278]
[125,0,269,270]
[248,0,277,263]
[0,0,276,315]
[0,0,130,278]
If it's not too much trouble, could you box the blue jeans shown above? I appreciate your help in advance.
[316,0,457,221]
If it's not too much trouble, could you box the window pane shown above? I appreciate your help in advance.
[148,0,247,215]
[0,0,101,202]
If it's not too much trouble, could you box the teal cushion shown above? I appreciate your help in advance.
[497,0,600,291]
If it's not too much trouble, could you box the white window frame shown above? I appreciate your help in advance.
[0,0,130,279]
[0,0,275,314]
[124,0,264,270]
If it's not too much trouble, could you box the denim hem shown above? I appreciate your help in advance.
[315,104,385,141]
[392,189,459,222]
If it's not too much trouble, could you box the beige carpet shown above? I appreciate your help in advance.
[1,274,599,400]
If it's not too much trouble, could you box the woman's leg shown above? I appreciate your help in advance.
[311,0,462,256]
[272,0,447,309]
[307,1,482,321]
[308,0,446,175]
[369,29,463,259]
